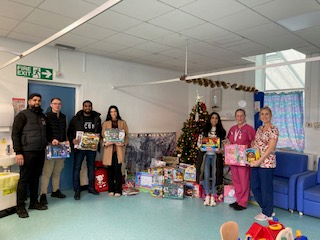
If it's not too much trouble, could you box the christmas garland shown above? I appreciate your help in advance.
[180,75,258,92]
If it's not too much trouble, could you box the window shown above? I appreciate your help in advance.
[255,49,306,151]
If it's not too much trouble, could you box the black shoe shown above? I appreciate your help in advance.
[233,204,247,211]
[29,201,48,210]
[16,206,29,218]
[229,202,238,208]
[51,189,66,198]
[88,189,99,195]
[74,191,80,200]
[40,194,48,205]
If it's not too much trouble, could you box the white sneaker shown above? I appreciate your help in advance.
[272,212,276,217]
[254,212,273,221]
[108,192,114,196]
[204,196,210,206]
[210,196,216,207]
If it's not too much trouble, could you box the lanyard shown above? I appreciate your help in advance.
[234,125,244,142]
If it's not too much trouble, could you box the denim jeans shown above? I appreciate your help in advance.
[73,150,96,192]
[204,154,216,195]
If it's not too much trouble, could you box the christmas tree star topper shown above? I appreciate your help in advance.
[195,89,203,104]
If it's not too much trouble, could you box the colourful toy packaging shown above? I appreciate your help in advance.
[223,185,236,204]
[163,182,184,199]
[152,174,164,186]
[163,167,174,184]
[148,167,164,175]
[173,168,184,182]
[184,182,195,198]
[135,172,153,191]
[150,184,163,198]
[245,148,260,164]
[183,165,196,182]
[224,144,247,166]
[201,137,220,152]
[193,183,202,198]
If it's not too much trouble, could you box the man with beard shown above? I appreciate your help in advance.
[12,93,48,218]
[67,100,102,200]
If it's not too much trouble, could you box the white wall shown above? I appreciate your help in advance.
[0,37,188,134]
[0,37,319,158]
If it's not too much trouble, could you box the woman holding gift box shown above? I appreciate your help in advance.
[200,112,226,206]
[226,109,256,211]
[250,106,279,221]
[102,105,129,197]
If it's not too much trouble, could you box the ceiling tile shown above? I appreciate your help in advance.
[7,31,43,44]
[124,23,173,41]
[237,0,273,8]
[153,33,195,48]
[85,40,127,52]
[253,0,320,21]
[212,9,270,32]
[134,41,172,53]
[52,33,98,48]
[179,23,230,41]
[148,9,205,32]
[180,0,246,21]
[157,0,197,8]
[0,29,10,37]
[12,22,56,39]
[38,0,96,19]
[89,10,141,31]
[0,16,20,31]
[116,47,151,58]
[295,26,320,47]
[158,48,186,58]
[9,0,43,7]
[103,33,147,47]
[1,0,34,20]
[112,0,174,21]
[71,23,116,40]
[24,9,74,30]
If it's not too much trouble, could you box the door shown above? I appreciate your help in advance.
[28,82,76,192]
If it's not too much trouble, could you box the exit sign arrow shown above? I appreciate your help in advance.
[41,69,52,79]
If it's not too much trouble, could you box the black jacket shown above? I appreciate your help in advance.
[12,108,47,154]
[67,110,102,150]
[46,111,67,143]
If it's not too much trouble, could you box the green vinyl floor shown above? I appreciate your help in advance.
[0,189,320,240]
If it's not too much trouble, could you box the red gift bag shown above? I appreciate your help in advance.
[95,161,108,192]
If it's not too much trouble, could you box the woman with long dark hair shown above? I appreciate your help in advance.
[101,105,129,197]
[201,112,226,206]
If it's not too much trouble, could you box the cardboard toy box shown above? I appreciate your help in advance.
[135,172,153,192]
[104,128,125,143]
[75,131,100,151]
[201,137,220,152]
[163,182,184,199]
[223,185,236,204]
[0,172,19,211]
[224,144,247,166]
[46,142,70,159]
[183,165,196,182]
[150,184,163,198]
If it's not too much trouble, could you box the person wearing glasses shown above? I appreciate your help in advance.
[40,98,68,206]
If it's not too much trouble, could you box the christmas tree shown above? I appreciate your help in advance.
[176,95,209,164]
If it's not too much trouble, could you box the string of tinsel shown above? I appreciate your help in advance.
[180,75,258,92]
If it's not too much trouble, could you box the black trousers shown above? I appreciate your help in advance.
[107,152,122,194]
[17,151,45,207]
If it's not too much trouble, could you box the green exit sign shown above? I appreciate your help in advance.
[16,64,53,80]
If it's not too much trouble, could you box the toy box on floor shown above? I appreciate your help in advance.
[163,182,184,199]
[223,185,236,204]
[151,185,163,198]
[135,172,153,192]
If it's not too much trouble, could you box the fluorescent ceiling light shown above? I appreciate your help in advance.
[277,11,320,31]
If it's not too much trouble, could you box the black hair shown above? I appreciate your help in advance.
[28,93,41,100]
[83,100,92,106]
[106,105,122,121]
[203,112,226,139]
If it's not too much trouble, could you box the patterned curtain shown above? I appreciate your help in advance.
[264,91,304,152]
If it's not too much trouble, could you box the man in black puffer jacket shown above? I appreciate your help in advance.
[12,93,48,218]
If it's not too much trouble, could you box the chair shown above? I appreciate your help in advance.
[297,159,320,218]
[220,221,239,240]
[273,152,310,212]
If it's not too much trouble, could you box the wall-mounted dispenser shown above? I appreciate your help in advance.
[0,103,14,132]
[211,88,222,111]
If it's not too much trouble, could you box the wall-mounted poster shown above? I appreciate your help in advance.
[12,98,25,116]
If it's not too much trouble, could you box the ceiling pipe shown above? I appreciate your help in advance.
[0,0,122,70]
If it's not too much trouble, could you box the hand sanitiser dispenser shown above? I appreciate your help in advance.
[0,103,14,132]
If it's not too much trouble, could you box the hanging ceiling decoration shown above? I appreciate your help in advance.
[179,75,258,92]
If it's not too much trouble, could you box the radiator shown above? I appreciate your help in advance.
[276,149,318,171]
